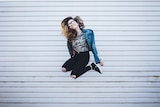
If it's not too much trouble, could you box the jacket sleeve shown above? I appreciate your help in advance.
[67,41,73,57]
[90,30,101,63]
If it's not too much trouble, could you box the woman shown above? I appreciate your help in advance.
[61,16,104,79]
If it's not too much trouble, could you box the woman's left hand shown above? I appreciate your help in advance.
[99,61,104,66]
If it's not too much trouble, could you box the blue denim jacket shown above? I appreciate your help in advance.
[67,29,101,63]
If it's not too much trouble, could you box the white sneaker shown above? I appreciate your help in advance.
[91,63,102,74]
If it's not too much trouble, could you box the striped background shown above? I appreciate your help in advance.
[0,0,160,107]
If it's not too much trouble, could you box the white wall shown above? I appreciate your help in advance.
[0,0,160,107]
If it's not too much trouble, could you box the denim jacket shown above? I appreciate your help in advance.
[67,29,101,63]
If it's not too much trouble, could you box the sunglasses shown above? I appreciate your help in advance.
[68,20,76,27]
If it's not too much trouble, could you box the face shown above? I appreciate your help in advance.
[68,19,79,29]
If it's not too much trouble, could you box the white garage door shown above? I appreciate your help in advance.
[0,0,160,107]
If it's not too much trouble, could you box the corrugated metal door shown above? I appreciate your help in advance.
[0,0,160,107]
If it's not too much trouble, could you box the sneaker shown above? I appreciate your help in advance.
[91,63,102,74]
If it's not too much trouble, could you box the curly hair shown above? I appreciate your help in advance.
[61,16,85,42]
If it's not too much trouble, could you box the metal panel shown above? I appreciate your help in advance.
[0,0,160,107]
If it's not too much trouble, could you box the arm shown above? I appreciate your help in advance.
[67,41,73,57]
[67,41,76,57]
[91,30,104,66]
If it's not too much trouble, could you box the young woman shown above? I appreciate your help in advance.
[61,16,104,79]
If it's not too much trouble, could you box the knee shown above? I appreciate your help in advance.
[61,67,67,72]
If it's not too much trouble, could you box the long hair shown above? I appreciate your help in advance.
[61,16,85,42]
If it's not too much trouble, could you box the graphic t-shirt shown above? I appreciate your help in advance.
[72,33,89,53]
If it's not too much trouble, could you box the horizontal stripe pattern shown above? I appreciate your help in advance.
[0,0,160,107]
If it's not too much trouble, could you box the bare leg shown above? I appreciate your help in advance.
[61,67,67,72]
[71,75,76,79]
